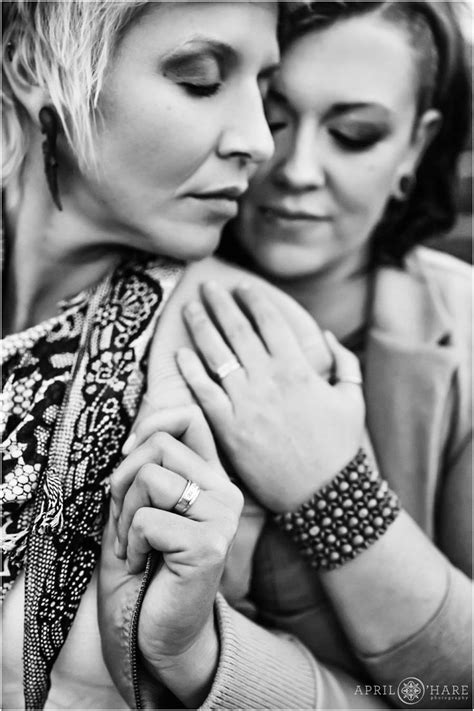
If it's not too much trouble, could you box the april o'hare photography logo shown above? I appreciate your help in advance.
[355,677,470,705]
[397,677,425,705]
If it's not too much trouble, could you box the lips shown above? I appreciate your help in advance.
[187,185,247,219]
[189,185,248,201]
[259,205,330,221]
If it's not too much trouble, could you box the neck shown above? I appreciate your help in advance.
[3,150,125,336]
[259,254,373,342]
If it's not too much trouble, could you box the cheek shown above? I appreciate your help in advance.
[335,154,399,223]
[98,80,218,189]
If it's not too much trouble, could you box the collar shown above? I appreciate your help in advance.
[370,247,453,347]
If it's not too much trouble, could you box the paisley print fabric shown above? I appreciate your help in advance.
[1,254,183,709]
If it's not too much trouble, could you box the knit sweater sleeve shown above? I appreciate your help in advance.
[198,594,390,710]
[357,564,472,709]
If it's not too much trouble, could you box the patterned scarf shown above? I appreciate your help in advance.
[1,255,182,709]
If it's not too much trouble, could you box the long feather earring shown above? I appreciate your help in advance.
[39,106,63,211]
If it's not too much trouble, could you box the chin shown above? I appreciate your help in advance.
[149,221,223,262]
[247,245,325,281]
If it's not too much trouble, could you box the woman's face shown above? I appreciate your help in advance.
[237,13,436,279]
[76,1,278,261]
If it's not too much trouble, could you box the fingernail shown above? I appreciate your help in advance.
[114,537,123,558]
[111,499,119,520]
[122,431,136,456]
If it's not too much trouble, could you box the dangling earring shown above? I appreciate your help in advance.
[38,106,63,211]
[393,174,416,202]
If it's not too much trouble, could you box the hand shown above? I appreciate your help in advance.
[103,406,243,707]
[173,281,365,512]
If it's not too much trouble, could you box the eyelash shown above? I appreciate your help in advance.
[268,120,288,134]
[331,131,382,152]
[180,82,222,98]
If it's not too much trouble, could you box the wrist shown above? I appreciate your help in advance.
[274,448,401,571]
[142,614,219,708]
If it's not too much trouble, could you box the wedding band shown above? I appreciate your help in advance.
[334,375,363,386]
[214,357,242,382]
[173,480,201,516]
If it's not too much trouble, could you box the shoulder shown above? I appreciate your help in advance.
[168,256,316,329]
[406,246,472,305]
[405,246,472,332]
[408,245,472,285]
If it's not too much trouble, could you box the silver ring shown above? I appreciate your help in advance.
[334,375,363,386]
[173,479,201,516]
[214,357,242,382]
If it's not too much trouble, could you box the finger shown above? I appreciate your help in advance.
[176,348,234,430]
[325,331,364,401]
[123,405,219,463]
[182,300,246,396]
[234,283,307,363]
[200,281,268,371]
[111,430,226,519]
[116,463,216,557]
[125,507,197,574]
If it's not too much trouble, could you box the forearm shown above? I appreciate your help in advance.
[320,512,472,704]
[358,564,472,708]
[322,511,448,653]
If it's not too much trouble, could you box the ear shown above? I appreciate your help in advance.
[3,51,52,128]
[393,109,442,190]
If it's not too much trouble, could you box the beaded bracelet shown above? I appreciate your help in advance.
[274,449,401,571]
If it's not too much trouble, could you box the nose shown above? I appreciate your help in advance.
[274,120,325,192]
[217,85,274,166]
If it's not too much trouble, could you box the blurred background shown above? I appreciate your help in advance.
[428,0,472,263]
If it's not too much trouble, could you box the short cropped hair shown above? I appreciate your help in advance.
[2,1,151,185]
[280,1,472,263]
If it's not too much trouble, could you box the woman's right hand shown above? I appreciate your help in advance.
[172,281,365,512]
[102,406,244,708]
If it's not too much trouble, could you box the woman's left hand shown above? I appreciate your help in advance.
[132,281,365,512]
[100,405,243,708]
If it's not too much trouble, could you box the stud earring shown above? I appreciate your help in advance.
[393,173,416,202]
[38,106,63,211]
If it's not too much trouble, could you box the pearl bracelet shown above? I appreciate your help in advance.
[274,449,401,571]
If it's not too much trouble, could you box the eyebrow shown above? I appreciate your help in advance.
[161,36,279,77]
[326,103,392,121]
[269,88,392,120]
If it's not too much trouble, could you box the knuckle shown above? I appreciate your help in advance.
[149,430,170,451]
[187,403,203,421]
[136,462,157,488]
[199,527,229,562]
[253,297,276,325]
[226,318,248,342]
[130,508,148,536]
[228,483,245,515]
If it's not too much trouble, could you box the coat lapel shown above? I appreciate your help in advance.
[365,250,460,536]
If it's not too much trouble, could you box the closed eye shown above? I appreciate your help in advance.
[330,129,387,151]
[180,82,222,98]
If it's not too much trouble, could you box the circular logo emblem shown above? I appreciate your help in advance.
[397,677,425,705]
